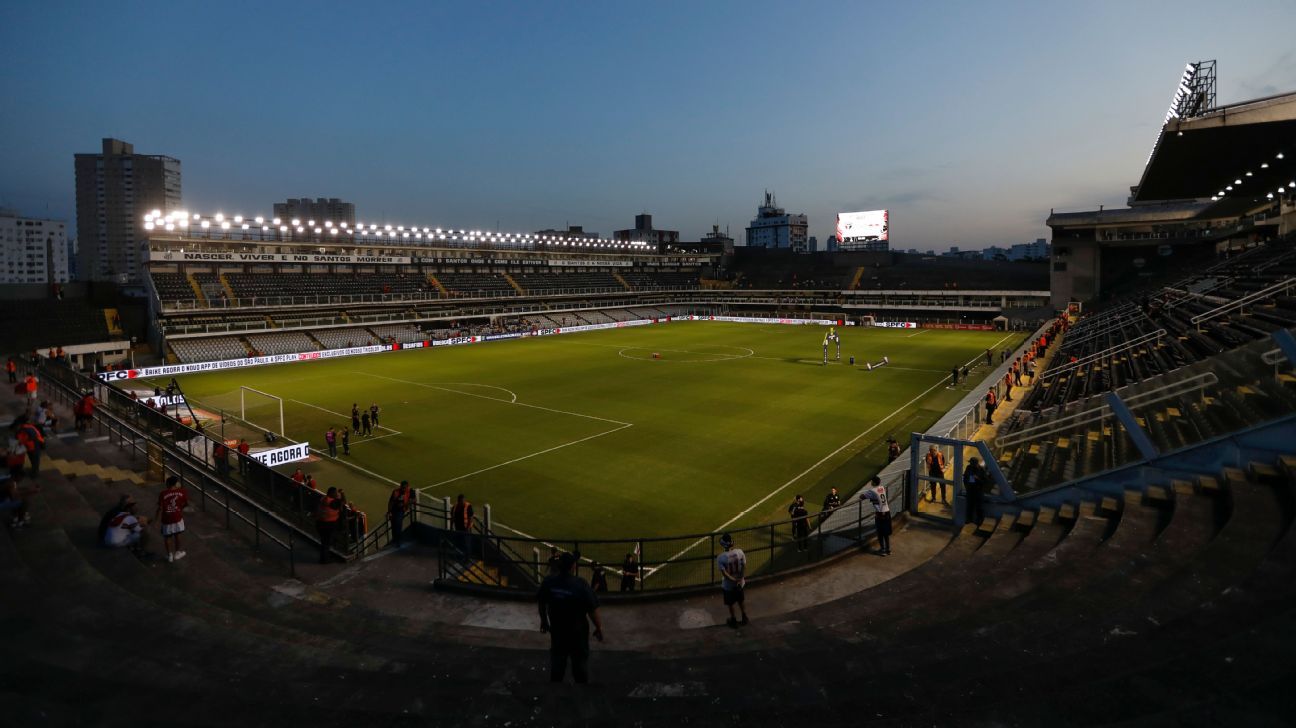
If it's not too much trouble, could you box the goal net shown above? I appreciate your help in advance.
[240,386,285,436]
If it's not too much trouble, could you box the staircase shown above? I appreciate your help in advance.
[186,273,208,307]
[848,266,865,290]
[612,271,633,291]
[238,336,255,355]
[426,273,447,295]
[218,273,237,303]
[501,272,525,295]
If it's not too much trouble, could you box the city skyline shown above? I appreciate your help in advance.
[3,1,1295,251]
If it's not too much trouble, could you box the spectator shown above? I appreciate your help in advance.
[716,532,749,627]
[291,467,305,486]
[103,496,149,554]
[820,487,841,525]
[212,440,230,478]
[1,479,31,528]
[14,418,45,477]
[97,495,130,544]
[5,357,15,384]
[155,476,190,562]
[619,552,639,592]
[23,373,39,416]
[962,457,988,526]
[74,391,96,431]
[589,562,608,593]
[325,426,337,457]
[304,474,318,491]
[33,401,57,434]
[236,438,250,474]
[886,437,901,463]
[315,487,346,564]
[7,433,27,481]
[924,445,946,503]
[788,495,811,551]
[537,551,603,684]
[387,480,413,548]
[861,475,892,555]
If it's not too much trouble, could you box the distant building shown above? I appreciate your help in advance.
[534,225,600,241]
[614,213,679,249]
[273,198,355,226]
[744,192,809,251]
[0,210,70,284]
[982,245,1010,260]
[700,224,735,254]
[75,138,181,283]
[1010,238,1050,261]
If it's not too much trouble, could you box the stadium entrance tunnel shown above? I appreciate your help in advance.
[909,433,1014,531]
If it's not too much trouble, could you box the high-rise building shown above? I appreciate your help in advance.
[74,138,181,283]
[272,198,356,226]
[1010,238,1050,260]
[613,213,680,249]
[744,192,808,251]
[0,210,70,284]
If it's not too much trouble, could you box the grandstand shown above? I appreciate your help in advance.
[9,61,1296,728]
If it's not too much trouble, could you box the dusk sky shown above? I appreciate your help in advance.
[3,1,1295,250]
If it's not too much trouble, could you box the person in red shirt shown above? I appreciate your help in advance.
[23,374,38,416]
[154,476,190,562]
[236,438,250,475]
[74,391,96,431]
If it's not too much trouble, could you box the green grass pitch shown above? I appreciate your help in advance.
[157,322,1023,540]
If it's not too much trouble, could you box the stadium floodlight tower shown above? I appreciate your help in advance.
[1165,59,1216,123]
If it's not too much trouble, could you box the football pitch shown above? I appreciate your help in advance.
[157,322,1024,539]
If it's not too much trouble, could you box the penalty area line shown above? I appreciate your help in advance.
[642,332,1016,581]
[417,422,633,492]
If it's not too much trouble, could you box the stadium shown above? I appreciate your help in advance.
[5,54,1296,726]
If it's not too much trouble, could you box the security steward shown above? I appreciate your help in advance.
[315,487,346,564]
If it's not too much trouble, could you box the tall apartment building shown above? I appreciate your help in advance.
[74,138,181,283]
[0,210,70,284]
[744,192,808,251]
[272,198,356,226]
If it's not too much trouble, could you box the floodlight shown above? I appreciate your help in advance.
[1261,163,1269,169]
[234,215,243,223]
[215,213,225,222]
[255,216,264,224]
[292,219,301,226]
[241,224,249,230]
[1246,172,1253,177]
[151,209,162,218]
[273,218,281,225]
[144,222,155,230]
[308,220,315,227]
[201,221,211,229]
[221,221,231,229]
[165,223,175,231]
[314,227,322,234]
[1234,179,1242,185]
[331,228,339,235]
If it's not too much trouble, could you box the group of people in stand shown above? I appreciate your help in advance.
[97,476,191,563]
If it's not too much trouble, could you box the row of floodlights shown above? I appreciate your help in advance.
[141,210,651,249]
[1209,151,1292,202]
[1164,62,1199,123]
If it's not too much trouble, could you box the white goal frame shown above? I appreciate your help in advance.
[240,386,285,436]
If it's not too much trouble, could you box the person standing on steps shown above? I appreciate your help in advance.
[237,439,250,474]
[387,480,413,549]
[860,476,892,556]
[155,476,190,563]
[716,532,749,627]
[788,495,811,551]
[537,551,603,684]
[924,445,947,504]
[962,456,989,526]
[315,487,346,564]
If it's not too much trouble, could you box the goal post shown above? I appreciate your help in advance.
[240,386,285,436]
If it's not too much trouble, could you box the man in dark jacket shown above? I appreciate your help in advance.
[538,552,604,684]
[962,457,989,526]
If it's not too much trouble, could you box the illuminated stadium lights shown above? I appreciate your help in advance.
[292,219,301,226]
[1262,163,1270,168]
[144,222,154,230]
[330,228,339,235]
[221,222,231,230]
[151,209,162,218]
[273,218,281,225]
[234,215,243,223]
[255,216,264,224]
[201,220,211,229]
[215,213,224,222]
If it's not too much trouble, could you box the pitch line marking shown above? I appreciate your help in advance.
[643,332,1016,580]
[432,382,519,403]
[352,371,631,427]
[285,398,402,436]
[617,346,754,363]
[417,422,633,492]
[905,330,931,338]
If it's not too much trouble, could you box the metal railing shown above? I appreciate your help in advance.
[1189,276,1296,327]
[33,361,369,568]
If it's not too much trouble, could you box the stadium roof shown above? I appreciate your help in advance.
[1133,90,1296,209]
